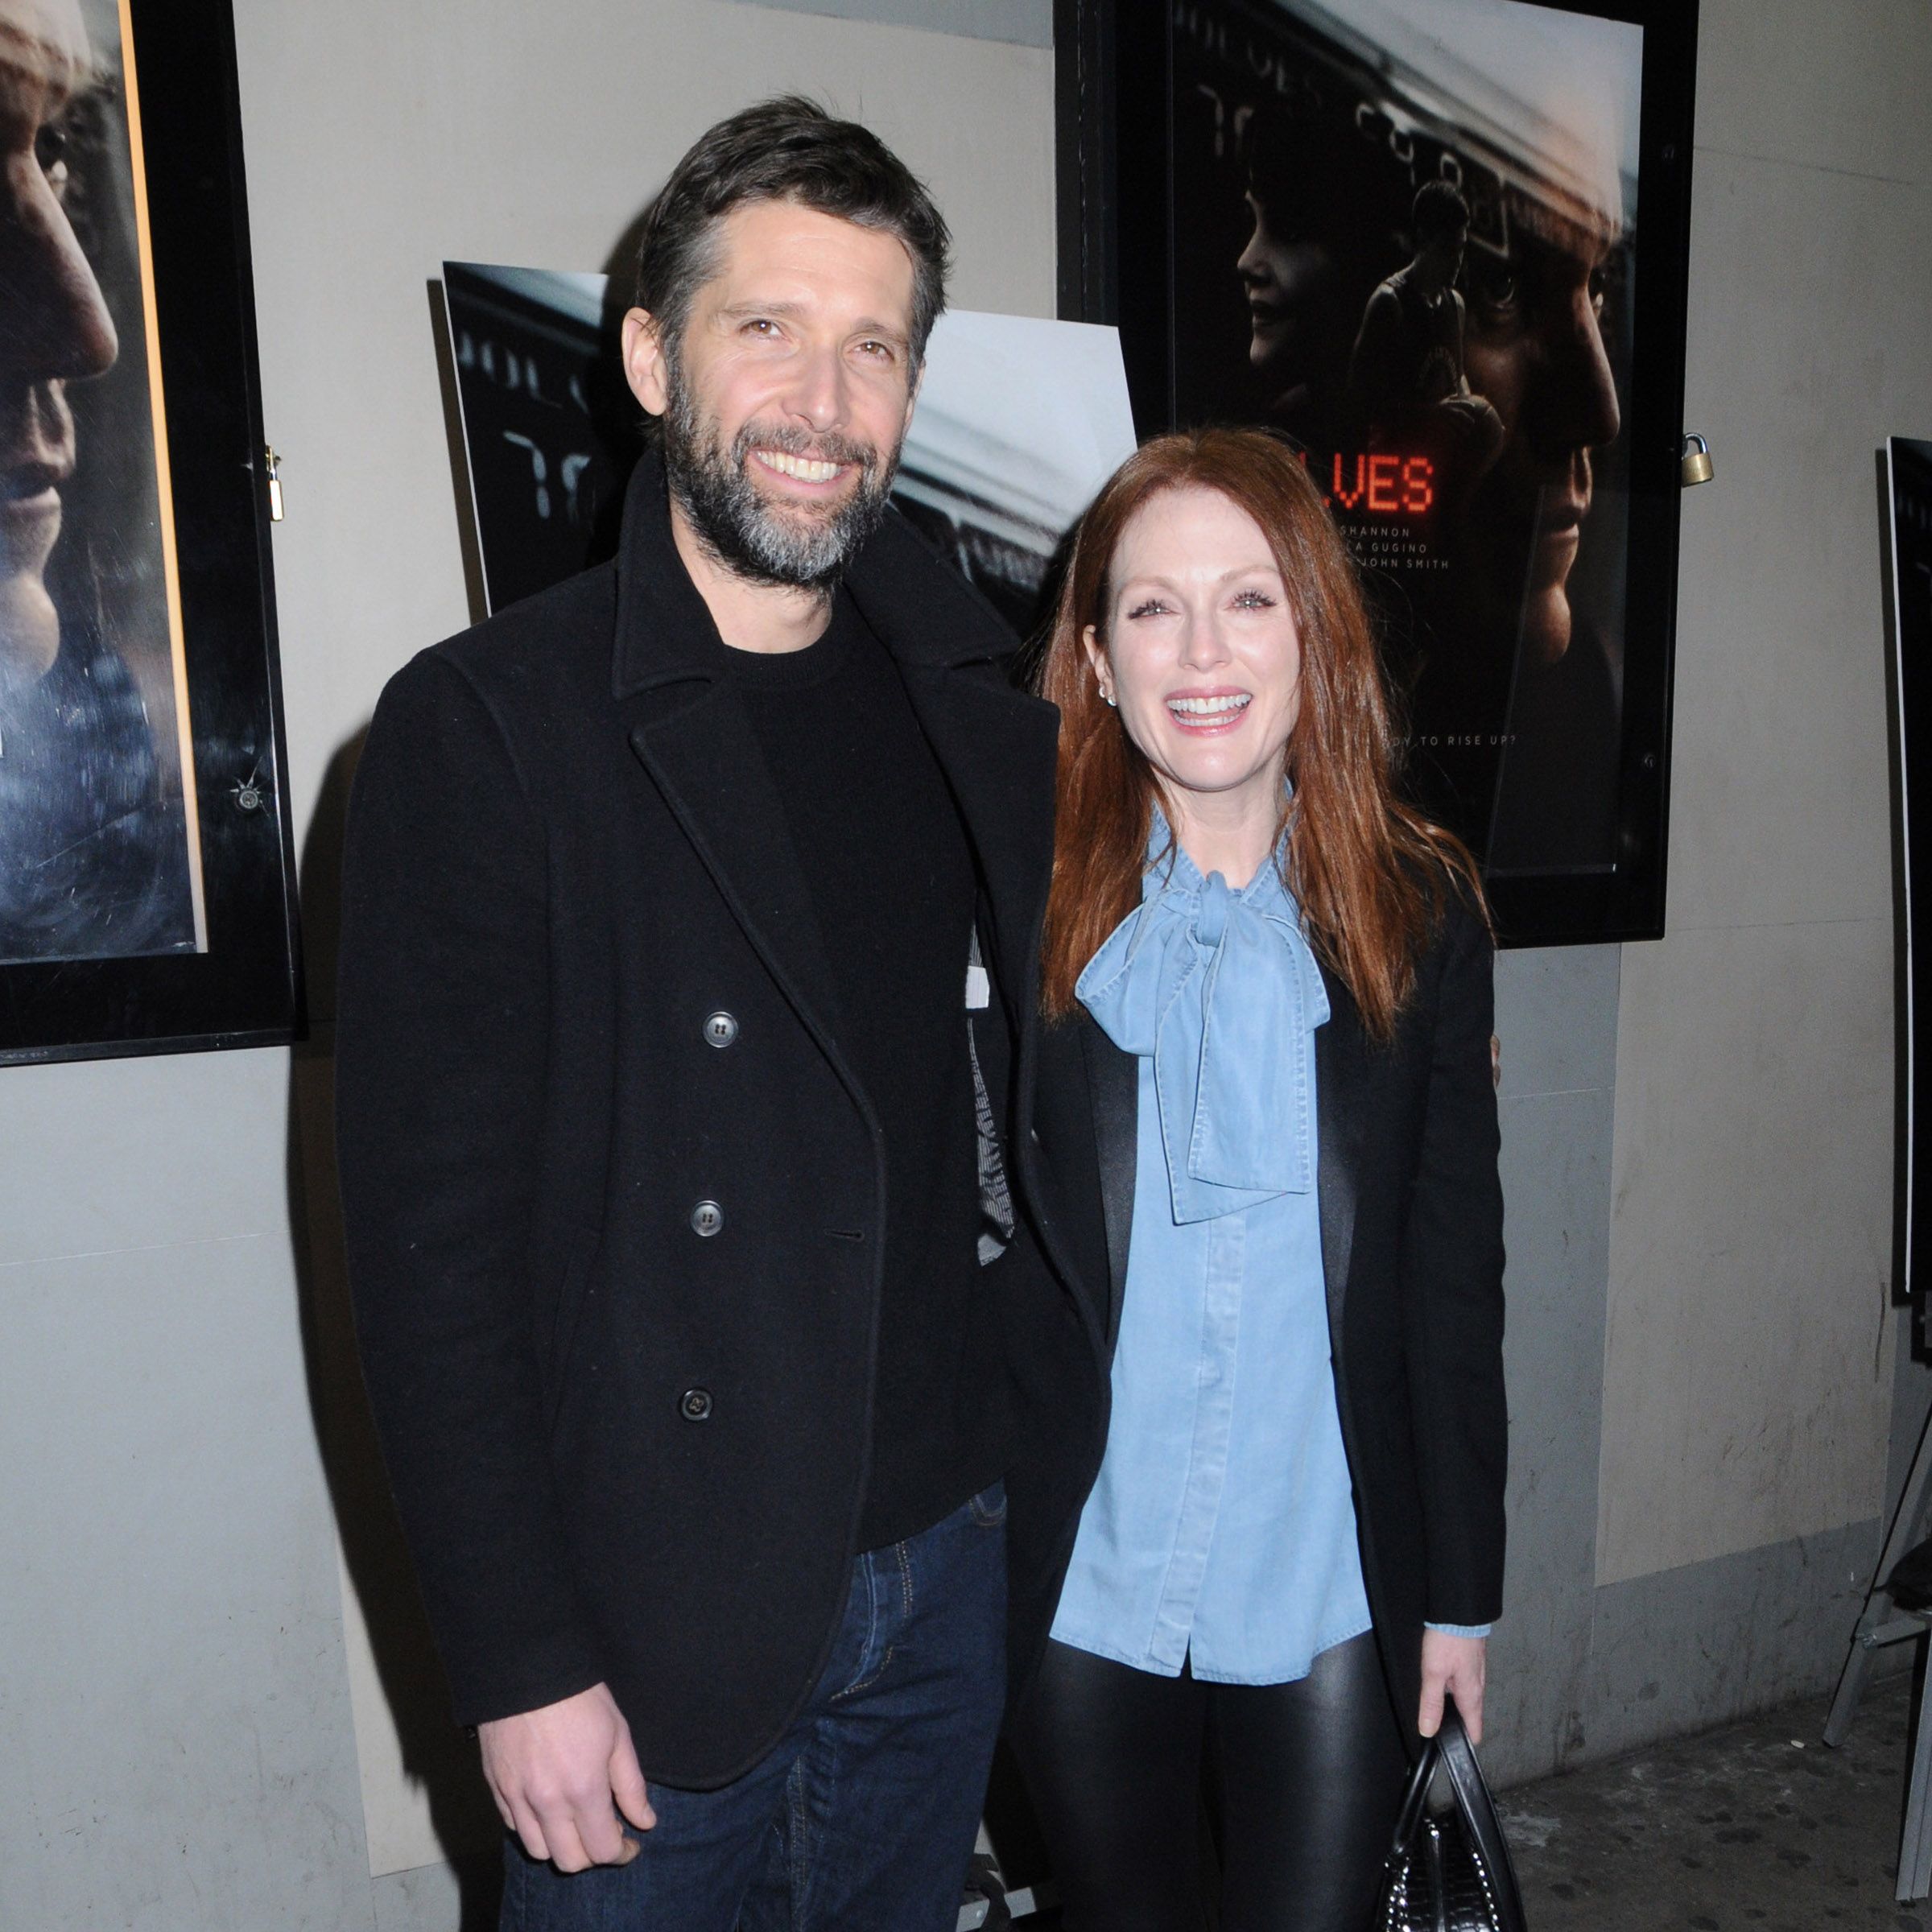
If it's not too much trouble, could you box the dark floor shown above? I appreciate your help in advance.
[1003,1666,1925,1930]
[1499,1667,1921,1932]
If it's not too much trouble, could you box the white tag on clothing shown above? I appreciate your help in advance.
[965,964,991,1010]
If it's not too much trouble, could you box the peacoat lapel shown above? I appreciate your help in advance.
[839,504,1104,1364]
[1314,959,1368,1352]
[613,458,853,1091]
[841,510,1060,1025]
[610,455,1059,1108]
[1080,1013,1137,1351]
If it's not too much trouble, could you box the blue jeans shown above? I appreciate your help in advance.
[501,1481,1008,1931]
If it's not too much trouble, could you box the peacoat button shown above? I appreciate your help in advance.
[690,1199,724,1238]
[704,1011,739,1049]
[679,1387,713,1422]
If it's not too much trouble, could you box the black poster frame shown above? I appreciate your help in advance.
[1055,0,1699,947]
[1,0,300,1067]
[1886,438,1932,1352]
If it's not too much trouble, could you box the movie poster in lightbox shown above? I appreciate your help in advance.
[1070,0,1699,941]
[1187,0,1641,873]
[1,0,203,966]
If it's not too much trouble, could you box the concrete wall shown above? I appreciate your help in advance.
[1590,0,1932,1750]
[2,0,1929,1923]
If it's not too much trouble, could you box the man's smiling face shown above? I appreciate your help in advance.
[625,197,920,591]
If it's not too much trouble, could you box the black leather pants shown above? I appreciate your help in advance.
[1011,1632,1407,1932]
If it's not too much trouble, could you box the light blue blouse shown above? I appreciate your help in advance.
[1049,824,1486,1686]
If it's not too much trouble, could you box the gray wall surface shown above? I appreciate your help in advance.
[1487,947,1620,1783]
[1591,0,1932,1753]
[1,0,1928,1925]
[0,1048,374,1929]
[1480,0,1932,1788]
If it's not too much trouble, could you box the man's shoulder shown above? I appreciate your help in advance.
[365,561,621,774]
[846,507,1028,682]
[428,559,620,697]
[1356,279,1406,339]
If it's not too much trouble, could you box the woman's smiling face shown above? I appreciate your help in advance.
[1084,485,1302,832]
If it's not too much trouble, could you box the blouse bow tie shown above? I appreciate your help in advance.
[1076,822,1329,1224]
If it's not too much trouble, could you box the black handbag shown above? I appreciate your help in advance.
[1377,1699,1528,1932]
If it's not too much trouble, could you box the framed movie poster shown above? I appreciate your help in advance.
[0,0,299,1067]
[1058,0,1699,944]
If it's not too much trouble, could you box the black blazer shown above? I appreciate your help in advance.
[1026,897,1507,1743]
[335,457,1109,1785]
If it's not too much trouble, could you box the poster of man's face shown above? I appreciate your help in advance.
[1164,0,1643,877]
[0,0,200,964]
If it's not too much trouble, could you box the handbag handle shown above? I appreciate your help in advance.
[1381,1695,1530,1932]
[1385,1721,1444,1868]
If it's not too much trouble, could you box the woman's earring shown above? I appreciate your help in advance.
[1101,683,1117,708]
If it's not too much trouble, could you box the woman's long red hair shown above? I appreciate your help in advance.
[1038,427,1484,1040]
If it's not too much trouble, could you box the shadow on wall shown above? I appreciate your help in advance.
[288,727,506,1927]
[269,192,667,1927]
[266,197,668,1924]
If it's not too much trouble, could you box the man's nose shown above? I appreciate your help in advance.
[1530,286,1619,457]
[0,160,119,386]
[783,341,848,434]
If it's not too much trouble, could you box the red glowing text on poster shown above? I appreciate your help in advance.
[1296,452,1437,516]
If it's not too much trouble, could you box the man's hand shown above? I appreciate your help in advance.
[1418,1631,1488,1744]
[478,1682,656,1872]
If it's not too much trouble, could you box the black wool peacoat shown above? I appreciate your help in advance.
[335,456,1110,1787]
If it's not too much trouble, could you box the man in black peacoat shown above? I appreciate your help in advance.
[335,99,1108,1932]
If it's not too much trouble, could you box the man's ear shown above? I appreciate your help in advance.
[622,308,670,417]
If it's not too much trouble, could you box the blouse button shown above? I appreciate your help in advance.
[704,1011,739,1049]
[690,1199,724,1238]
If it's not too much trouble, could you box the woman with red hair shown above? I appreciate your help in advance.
[1013,427,1507,1930]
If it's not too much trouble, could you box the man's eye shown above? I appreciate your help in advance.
[1470,264,1519,318]
[743,318,779,337]
[35,122,68,181]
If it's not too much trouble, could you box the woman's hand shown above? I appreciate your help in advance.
[1418,1630,1488,1744]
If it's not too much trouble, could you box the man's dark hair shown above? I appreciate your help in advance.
[1411,179,1470,246]
[635,96,951,369]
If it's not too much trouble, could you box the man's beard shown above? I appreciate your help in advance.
[660,367,898,592]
